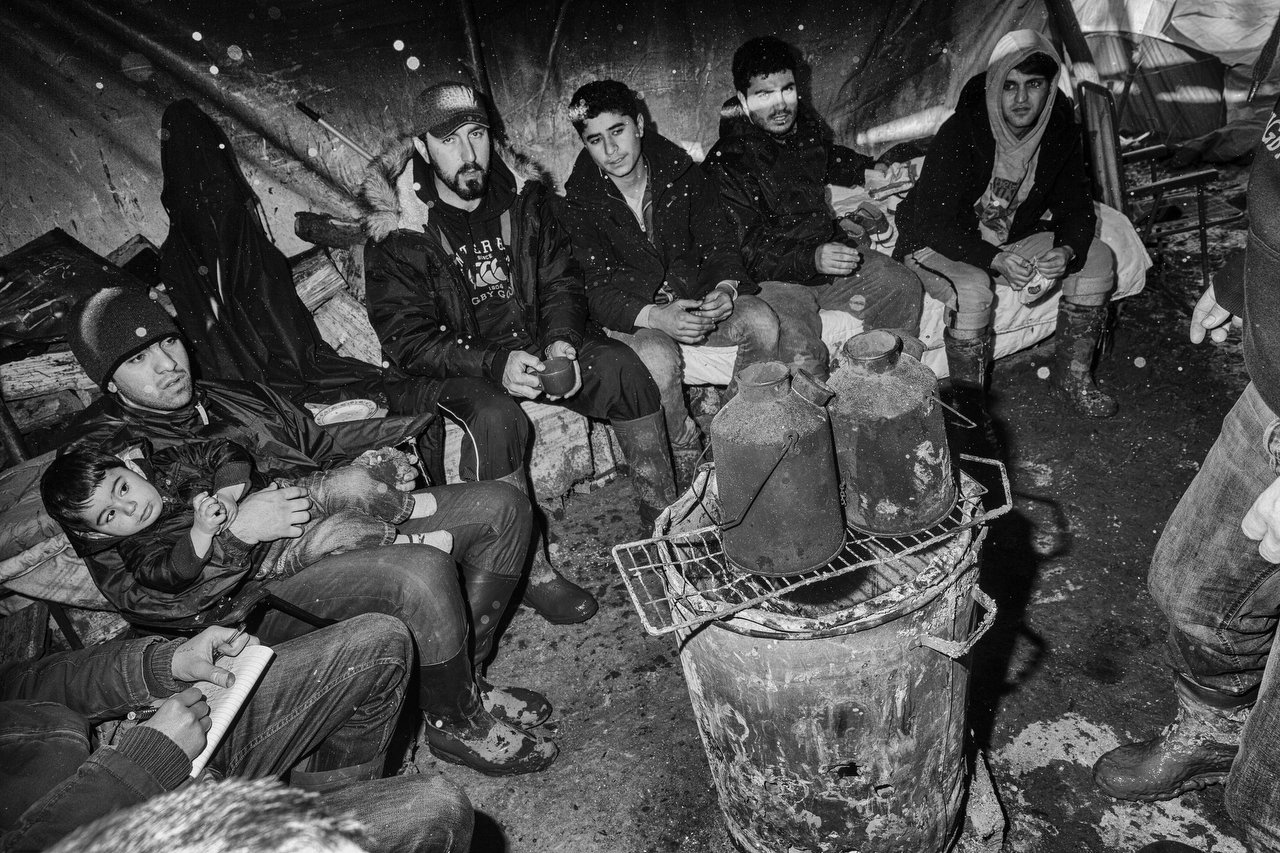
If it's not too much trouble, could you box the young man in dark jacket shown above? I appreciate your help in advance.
[0,614,473,853]
[559,80,780,487]
[703,36,923,380]
[360,82,677,544]
[59,287,556,776]
[895,31,1118,421]
[1092,97,1280,847]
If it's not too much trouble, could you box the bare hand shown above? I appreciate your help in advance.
[541,340,582,400]
[699,286,735,322]
[1033,246,1073,279]
[227,483,311,544]
[1243,476,1280,563]
[171,625,257,686]
[502,351,544,400]
[191,492,228,536]
[814,242,861,276]
[142,687,211,761]
[650,300,715,344]
[1189,284,1242,344]
[993,251,1034,288]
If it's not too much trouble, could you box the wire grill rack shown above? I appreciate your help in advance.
[611,456,1010,637]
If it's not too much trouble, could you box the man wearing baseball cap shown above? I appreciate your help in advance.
[360,81,678,621]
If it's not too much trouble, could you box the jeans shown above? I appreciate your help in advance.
[757,249,923,378]
[0,615,469,853]
[255,480,532,687]
[431,334,663,480]
[608,294,780,449]
[269,465,415,578]
[908,233,1116,333]
[1146,383,1280,847]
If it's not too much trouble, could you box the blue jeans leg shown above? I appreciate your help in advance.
[321,774,474,853]
[704,294,780,396]
[607,328,696,450]
[216,613,413,777]
[1149,382,1280,696]
[818,250,924,337]
[756,280,830,379]
[1227,632,1280,849]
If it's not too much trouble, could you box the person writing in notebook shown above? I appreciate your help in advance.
[40,439,453,627]
[0,613,473,853]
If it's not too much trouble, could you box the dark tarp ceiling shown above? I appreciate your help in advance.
[0,0,1039,261]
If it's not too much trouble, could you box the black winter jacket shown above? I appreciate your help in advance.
[559,131,754,333]
[1216,93,1280,414]
[57,380,427,625]
[893,73,1096,273]
[702,99,874,287]
[361,140,588,390]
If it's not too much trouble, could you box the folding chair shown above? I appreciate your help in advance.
[1078,80,1245,291]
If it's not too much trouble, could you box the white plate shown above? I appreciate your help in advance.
[313,398,377,425]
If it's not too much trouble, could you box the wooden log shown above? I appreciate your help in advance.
[291,247,350,312]
[9,391,88,432]
[312,289,383,367]
[0,598,48,663]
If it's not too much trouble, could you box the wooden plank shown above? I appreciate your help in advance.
[0,598,48,664]
[0,351,95,401]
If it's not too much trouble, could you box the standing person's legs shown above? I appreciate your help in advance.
[559,335,677,533]
[1095,384,1280,800]
[756,280,829,379]
[818,250,924,338]
[1226,628,1280,850]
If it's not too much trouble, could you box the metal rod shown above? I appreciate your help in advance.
[295,102,374,162]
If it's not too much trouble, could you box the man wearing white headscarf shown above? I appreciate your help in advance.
[895,30,1119,436]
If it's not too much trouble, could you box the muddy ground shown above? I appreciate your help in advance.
[412,174,1255,852]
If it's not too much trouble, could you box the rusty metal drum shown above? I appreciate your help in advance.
[674,525,992,853]
[827,330,957,535]
[710,362,844,577]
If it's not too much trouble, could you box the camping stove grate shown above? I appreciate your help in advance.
[611,456,1009,637]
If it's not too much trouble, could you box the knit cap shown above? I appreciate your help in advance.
[414,82,489,139]
[67,287,181,389]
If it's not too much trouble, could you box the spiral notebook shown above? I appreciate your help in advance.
[190,644,276,778]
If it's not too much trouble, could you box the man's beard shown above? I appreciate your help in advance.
[437,163,487,201]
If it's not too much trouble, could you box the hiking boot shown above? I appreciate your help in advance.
[1093,676,1249,802]
[1053,301,1118,418]
[478,674,552,729]
[420,646,557,776]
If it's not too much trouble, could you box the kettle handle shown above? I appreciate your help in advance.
[719,432,799,531]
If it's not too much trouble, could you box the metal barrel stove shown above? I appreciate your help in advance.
[619,466,1001,853]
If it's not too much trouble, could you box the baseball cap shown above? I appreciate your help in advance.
[415,82,490,139]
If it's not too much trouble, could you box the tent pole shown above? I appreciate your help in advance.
[1043,0,1099,86]
[457,0,494,98]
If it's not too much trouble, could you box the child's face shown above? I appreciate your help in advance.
[80,466,163,537]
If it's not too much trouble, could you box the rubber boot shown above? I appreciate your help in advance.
[419,641,557,776]
[466,569,553,729]
[1053,300,1119,418]
[943,327,1000,458]
[1093,674,1251,802]
[612,410,678,537]
[671,444,704,495]
[495,467,598,624]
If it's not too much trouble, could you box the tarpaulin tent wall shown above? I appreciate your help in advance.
[0,0,1042,263]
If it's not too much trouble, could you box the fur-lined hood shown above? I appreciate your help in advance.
[359,135,555,243]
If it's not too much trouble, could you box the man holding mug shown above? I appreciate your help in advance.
[360,81,678,549]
